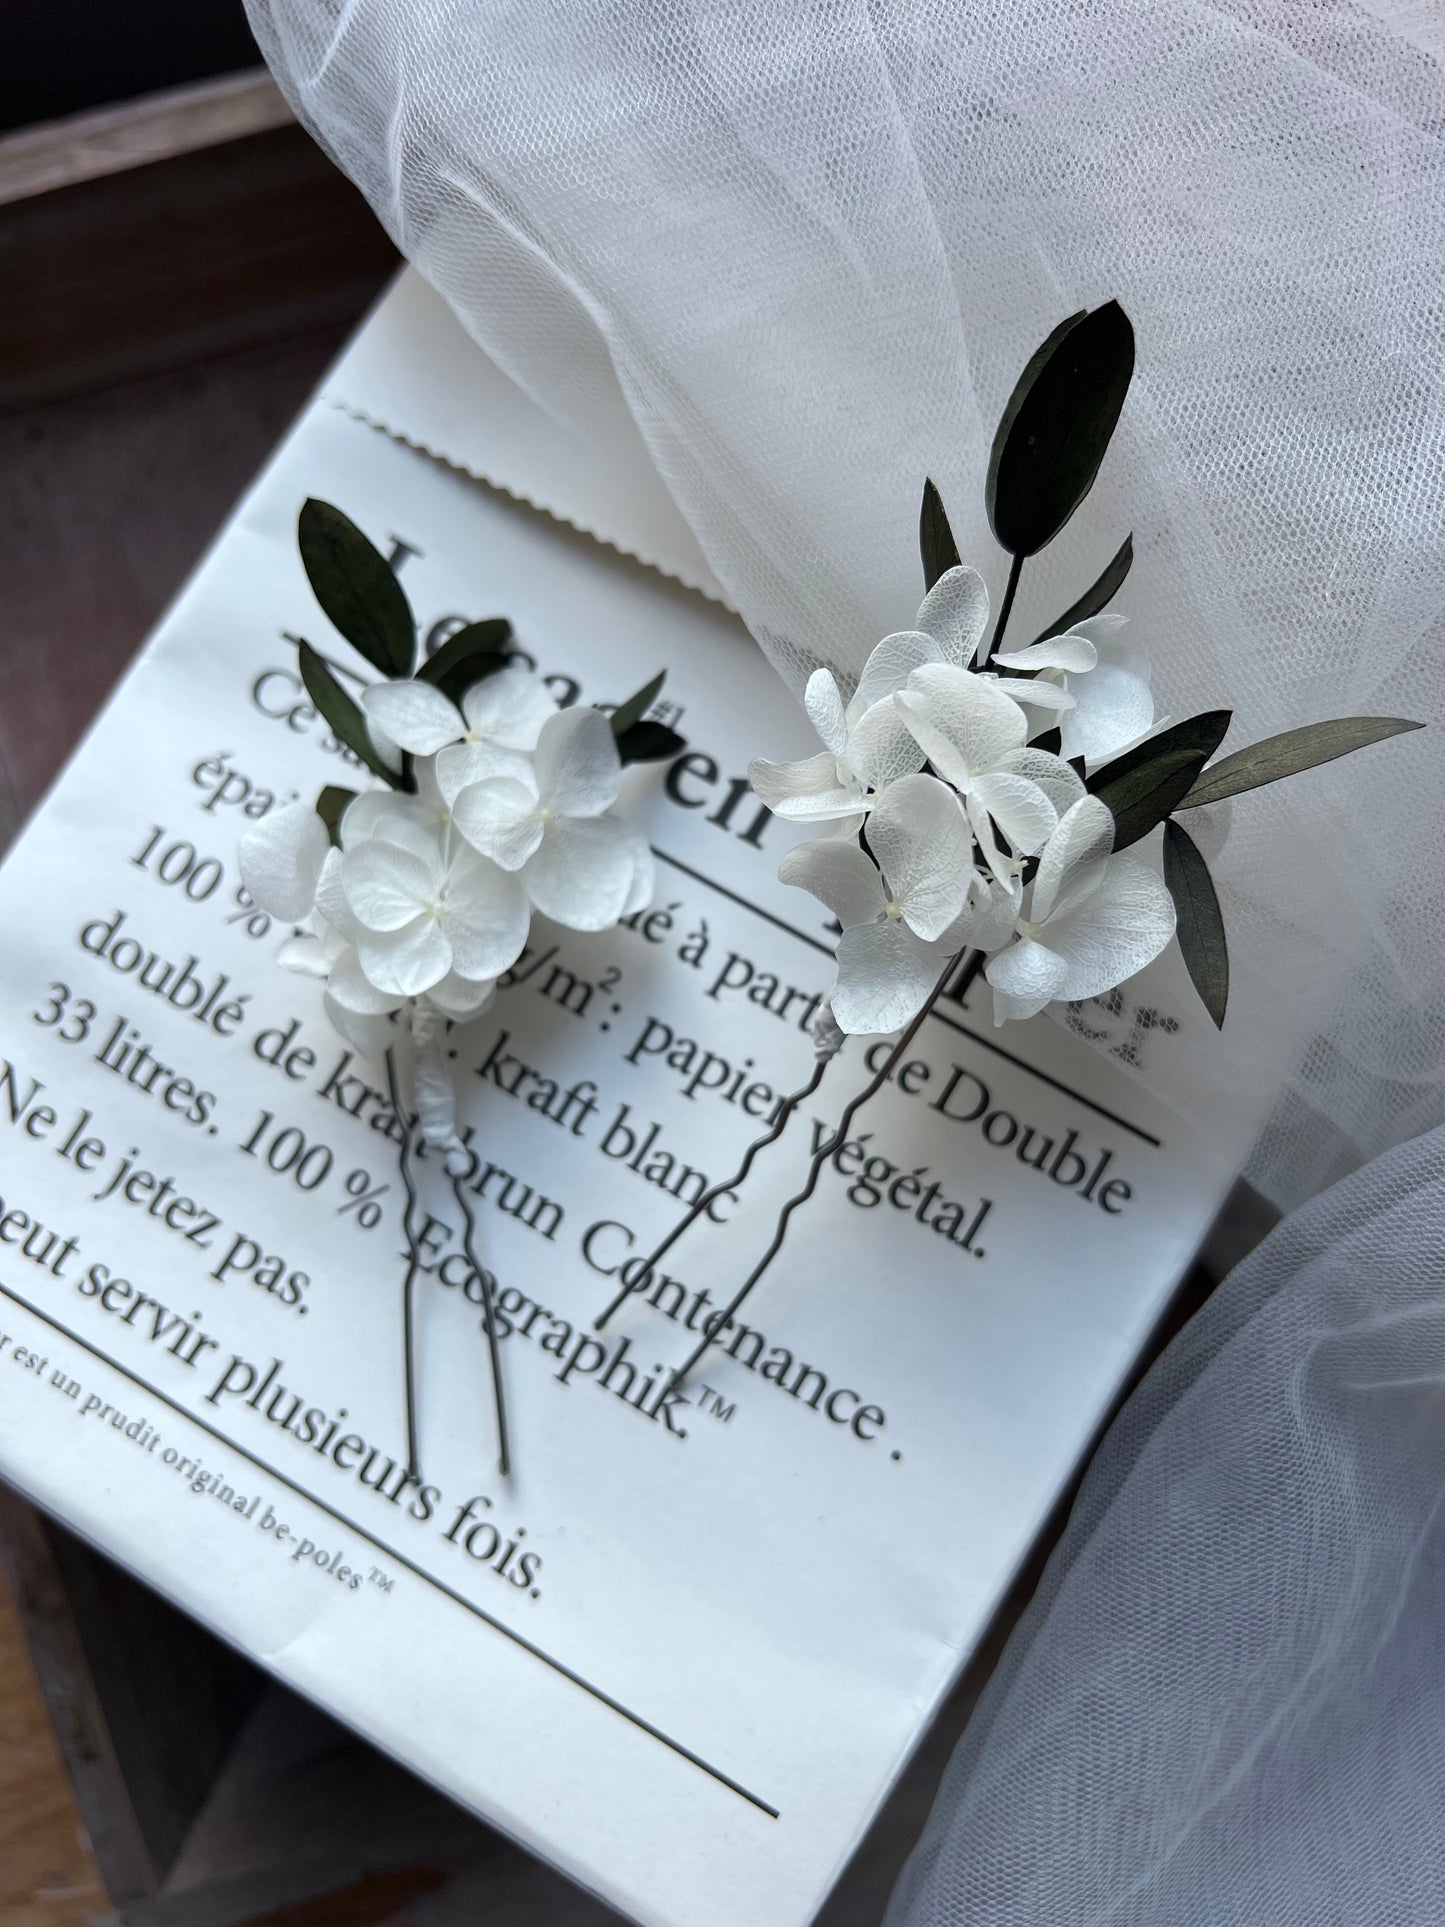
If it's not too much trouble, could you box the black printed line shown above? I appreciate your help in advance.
[653,847,834,958]
[0,1280,780,1821]
[927,1007,1162,1148]
[649,846,1164,1150]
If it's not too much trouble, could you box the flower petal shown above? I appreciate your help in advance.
[968,769,1059,857]
[847,631,942,721]
[1001,675,1077,713]
[461,664,557,747]
[238,801,329,922]
[832,919,948,1035]
[356,915,452,997]
[1039,856,1176,1000]
[897,663,1028,785]
[341,841,439,931]
[1058,663,1156,765]
[804,669,848,758]
[428,975,496,1022]
[1030,794,1115,924]
[534,705,621,818]
[915,565,990,668]
[451,778,545,869]
[277,933,331,978]
[967,791,1016,889]
[338,790,432,850]
[749,753,866,820]
[939,874,1023,956]
[866,774,971,940]
[1068,613,1131,646]
[328,946,404,1014]
[438,849,530,975]
[313,847,364,943]
[617,822,656,916]
[994,634,1099,674]
[777,836,886,929]
[435,738,535,804]
[366,718,405,773]
[524,815,638,931]
[996,747,1087,817]
[427,970,498,1021]
[323,994,395,1059]
[846,697,928,791]
[984,937,1071,1022]
[362,681,464,756]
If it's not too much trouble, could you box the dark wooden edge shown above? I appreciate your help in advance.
[0,1483,158,1906]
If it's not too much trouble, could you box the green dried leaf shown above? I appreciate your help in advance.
[298,641,403,788]
[1034,533,1134,642]
[919,478,961,592]
[1087,709,1232,850]
[315,785,358,847]
[1178,716,1424,811]
[417,618,512,693]
[616,720,685,766]
[1163,819,1229,1028]
[298,499,415,678]
[610,670,666,739]
[986,303,1135,559]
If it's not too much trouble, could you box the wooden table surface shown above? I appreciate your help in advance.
[0,88,399,1925]
[0,1575,106,1926]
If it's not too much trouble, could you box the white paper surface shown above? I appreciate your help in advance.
[0,281,1256,1927]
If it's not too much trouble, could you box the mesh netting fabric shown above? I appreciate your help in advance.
[883,1120,1445,1927]
[244,0,1445,1210]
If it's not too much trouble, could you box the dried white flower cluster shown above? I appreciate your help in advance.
[239,664,653,1164]
[751,564,1175,1035]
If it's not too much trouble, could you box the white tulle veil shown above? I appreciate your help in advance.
[245,3,1445,1915]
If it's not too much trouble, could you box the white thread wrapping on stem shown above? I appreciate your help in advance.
[409,1003,469,1174]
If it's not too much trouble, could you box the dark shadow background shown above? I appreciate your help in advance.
[1,1,256,132]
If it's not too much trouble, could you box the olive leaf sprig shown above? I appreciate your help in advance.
[240,500,686,1479]
[602,302,1423,1407]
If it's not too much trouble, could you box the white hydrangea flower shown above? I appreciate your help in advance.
[749,565,994,826]
[984,794,1176,1023]
[450,705,641,931]
[279,835,500,1060]
[363,663,557,799]
[894,664,1084,881]
[994,614,1154,764]
[238,799,330,922]
[339,807,529,998]
[778,774,979,1034]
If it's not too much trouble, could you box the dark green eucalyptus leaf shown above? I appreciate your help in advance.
[417,617,512,691]
[1034,533,1134,642]
[1162,819,1229,1028]
[919,478,961,592]
[315,785,358,847]
[616,720,685,766]
[298,499,416,678]
[1177,716,1423,811]
[610,670,667,739]
[298,641,403,788]
[987,303,1135,558]
[1088,709,1232,850]
[1031,725,1063,754]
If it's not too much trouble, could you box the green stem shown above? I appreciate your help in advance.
[657,953,967,1403]
[984,552,1024,665]
[384,1048,424,1483]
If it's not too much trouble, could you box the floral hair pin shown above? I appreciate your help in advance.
[597,302,1422,1395]
[238,502,682,1479]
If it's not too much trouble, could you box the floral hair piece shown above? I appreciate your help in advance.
[239,501,682,1478]
[596,301,1422,1394]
